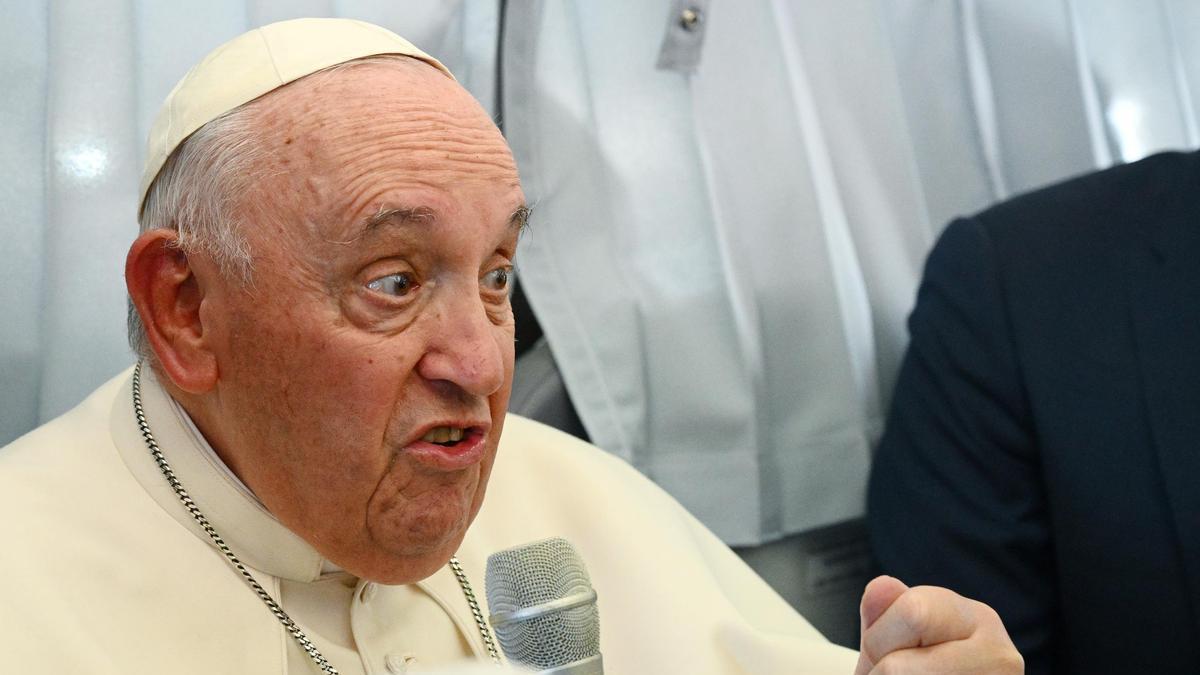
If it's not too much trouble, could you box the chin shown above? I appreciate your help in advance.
[356,521,471,585]
[356,483,484,583]
[359,541,464,585]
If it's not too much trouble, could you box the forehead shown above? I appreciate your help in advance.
[246,59,523,234]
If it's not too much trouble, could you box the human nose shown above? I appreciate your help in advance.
[415,287,508,397]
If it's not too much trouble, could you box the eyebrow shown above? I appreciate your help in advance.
[361,205,436,232]
[509,204,532,233]
[359,203,532,235]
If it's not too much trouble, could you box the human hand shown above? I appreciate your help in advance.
[852,576,1023,674]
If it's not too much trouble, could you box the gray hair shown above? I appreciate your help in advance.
[127,53,428,361]
[127,104,263,361]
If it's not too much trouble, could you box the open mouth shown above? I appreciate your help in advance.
[407,425,488,471]
[421,426,469,447]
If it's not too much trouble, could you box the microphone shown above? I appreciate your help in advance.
[485,537,603,674]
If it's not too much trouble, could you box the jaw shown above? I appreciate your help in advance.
[299,462,484,584]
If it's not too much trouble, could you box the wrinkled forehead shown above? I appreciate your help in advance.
[256,61,520,209]
[257,56,496,144]
[227,61,525,257]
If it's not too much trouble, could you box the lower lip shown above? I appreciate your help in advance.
[403,430,488,471]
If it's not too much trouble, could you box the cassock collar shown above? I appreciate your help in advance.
[110,365,329,582]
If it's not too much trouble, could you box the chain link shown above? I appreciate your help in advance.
[131,363,501,672]
[449,556,502,664]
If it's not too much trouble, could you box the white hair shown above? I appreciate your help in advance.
[127,53,429,361]
[127,104,264,360]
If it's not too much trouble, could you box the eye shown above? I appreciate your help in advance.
[367,272,417,297]
[483,266,513,293]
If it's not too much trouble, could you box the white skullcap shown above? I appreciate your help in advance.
[139,17,454,212]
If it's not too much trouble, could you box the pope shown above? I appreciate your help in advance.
[0,17,1021,675]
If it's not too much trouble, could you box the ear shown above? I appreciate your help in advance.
[125,230,218,394]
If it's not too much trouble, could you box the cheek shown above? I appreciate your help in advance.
[225,316,418,454]
[491,322,517,400]
[470,448,498,514]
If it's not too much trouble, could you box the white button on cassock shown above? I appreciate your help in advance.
[385,652,416,673]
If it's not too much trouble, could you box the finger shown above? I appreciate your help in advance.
[860,586,976,666]
[854,643,875,675]
[868,635,1024,675]
[854,576,910,675]
[860,576,910,630]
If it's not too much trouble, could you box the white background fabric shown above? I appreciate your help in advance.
[502,0,1200,545]
[3,0,1200,551]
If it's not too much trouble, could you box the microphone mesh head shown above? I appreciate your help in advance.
[485,537,600,668]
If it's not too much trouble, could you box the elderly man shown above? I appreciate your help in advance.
[0,18,1020,675]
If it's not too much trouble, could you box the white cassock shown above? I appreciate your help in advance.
[0,366,858,674]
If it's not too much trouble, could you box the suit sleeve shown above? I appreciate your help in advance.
[867,216,1057,673]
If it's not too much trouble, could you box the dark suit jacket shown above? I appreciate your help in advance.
[868,150,1200,674]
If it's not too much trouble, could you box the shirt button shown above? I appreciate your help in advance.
[679,7,703,31]
[360,582,378,603]
[385,653,417,673]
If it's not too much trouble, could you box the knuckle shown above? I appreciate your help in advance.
[894,591,932,636]
[974,600,1002,626]
[999,646,1025,673]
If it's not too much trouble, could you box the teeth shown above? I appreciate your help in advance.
[422,427,466,444]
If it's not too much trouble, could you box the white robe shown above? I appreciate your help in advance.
[0,367,858,674]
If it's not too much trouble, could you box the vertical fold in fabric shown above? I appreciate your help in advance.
[1164,0,1200,147]
[972,0,1095,193]
[959,0,1009,201]
[1068,0,1195,163]
[1064,0,1115,168]
[503,0,646,467]
[0,2,50,445]
[1160,0,1200,148]
[41,0,141,422]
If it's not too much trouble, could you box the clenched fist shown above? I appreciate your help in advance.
[853,576,1023,674]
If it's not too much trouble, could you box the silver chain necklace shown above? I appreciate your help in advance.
[131,363,501,673]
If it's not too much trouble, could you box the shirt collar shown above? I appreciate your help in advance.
[110,364,331,582]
